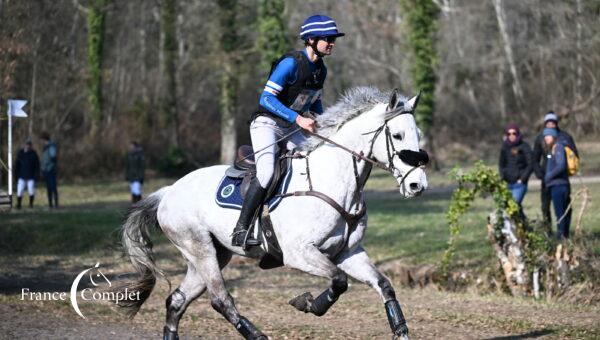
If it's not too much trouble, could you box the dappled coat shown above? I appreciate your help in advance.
[126,149,145,183]
[499,140,533,184]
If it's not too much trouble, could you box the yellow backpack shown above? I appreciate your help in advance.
[552,144,579,176]
[564,145,579,176]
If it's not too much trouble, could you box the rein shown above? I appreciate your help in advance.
[275,107,426,256]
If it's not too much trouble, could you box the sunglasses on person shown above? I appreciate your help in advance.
[320,36,337,43]
[507,131,518,136]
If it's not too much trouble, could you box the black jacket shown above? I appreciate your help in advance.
[499,141,533,184]
[125,149,145,182]
[532,129,577,180]
[15,148,40,180]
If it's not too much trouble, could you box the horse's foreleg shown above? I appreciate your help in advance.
[286,245,347,316]
[337,246,409,340]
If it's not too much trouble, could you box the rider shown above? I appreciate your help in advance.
[231,14,345,247]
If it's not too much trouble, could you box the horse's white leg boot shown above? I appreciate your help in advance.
[337,246,410,339]
[285,245,348,316]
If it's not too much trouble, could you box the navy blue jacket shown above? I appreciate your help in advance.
[15,148,40,180]
[544,142,569,187]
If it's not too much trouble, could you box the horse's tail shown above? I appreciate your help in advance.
[115,186,169,318]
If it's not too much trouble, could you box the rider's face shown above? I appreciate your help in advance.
[313,37,336,55]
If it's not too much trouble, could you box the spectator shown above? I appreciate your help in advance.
[532,112,577,226]
[499,123,532,213]
[14,140,40,209]
[40,132,59,208]
[126,141,145,203]
[543,128,572,239]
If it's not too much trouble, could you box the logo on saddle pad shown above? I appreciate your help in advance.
[220,184,235,198]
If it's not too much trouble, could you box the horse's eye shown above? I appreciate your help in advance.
[392,133,403,141]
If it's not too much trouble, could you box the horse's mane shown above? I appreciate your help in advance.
[300,86,397,151]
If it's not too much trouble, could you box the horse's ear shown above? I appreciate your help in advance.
[407,91,421,111]
[387,88,403,111]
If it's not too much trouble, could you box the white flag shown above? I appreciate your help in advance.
[7,99,28,117]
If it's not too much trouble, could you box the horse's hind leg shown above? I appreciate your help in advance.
[286,245,348,317]
[336,245,409,340]
[191,241,266,339]
[164,243,232,340]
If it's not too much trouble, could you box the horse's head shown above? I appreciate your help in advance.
[369,89,429,197]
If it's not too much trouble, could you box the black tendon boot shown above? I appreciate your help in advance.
[29,195,34,208]
[16,196,22,209]
[231,178,266,248]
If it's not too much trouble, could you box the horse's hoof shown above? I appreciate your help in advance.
[163,326,179,340]
[288,292,314,313]
[392,331,409,340]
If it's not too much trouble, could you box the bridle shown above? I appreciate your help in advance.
[307,104,429,191]
[274,103,428,258]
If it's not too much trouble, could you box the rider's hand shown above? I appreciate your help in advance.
[296,115,316,133]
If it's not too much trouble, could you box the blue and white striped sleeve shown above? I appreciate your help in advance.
[259,57,299,123]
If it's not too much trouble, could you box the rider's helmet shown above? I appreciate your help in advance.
[299,15,345,41]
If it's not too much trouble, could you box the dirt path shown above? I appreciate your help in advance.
[1,253,598,339]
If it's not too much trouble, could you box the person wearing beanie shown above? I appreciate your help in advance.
[14,140,40,209]
[542,127,571,239]
[532,111,577,227]
[498,123,532,214]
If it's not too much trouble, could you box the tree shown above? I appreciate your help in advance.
[399,0,438,140]
[217,0,240,165]
[256,0,290,78]
[85,0,108,136]
[160,0,180,148]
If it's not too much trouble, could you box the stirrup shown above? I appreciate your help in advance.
[231,229,261,249]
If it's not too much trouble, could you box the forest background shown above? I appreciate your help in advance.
[1,0,599,179]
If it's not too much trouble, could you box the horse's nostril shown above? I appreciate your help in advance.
[409,182,421,191]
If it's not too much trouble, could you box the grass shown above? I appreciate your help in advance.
[0,172,598,273]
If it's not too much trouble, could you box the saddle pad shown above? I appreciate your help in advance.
[215,162,292,211]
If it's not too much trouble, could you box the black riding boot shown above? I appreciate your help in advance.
[231,178,266,248]
[16,196,22,209]
[29,195,34,208]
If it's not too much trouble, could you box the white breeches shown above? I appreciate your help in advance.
[130,181,142,195]
[250,115,306,188]
[17,179,35,197]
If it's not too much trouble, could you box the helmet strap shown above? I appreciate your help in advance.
[309,38,325,59]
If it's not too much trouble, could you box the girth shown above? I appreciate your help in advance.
[278,190,366,228]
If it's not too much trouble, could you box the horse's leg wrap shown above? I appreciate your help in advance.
[235,316,268,340]
[385,300,408,337]
[289,273,347,317]
[211,294,267,340]
[164,288,186,338]
[163,326,180,340]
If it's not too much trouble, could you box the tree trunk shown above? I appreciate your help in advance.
[219,60,237,165]
[86,0,108,137]
[492,0,524,106]
[487,211,529,297]
[217,0,239,165]
[160,0,180,148]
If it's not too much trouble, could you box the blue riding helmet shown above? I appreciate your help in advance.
[299,15,345,40]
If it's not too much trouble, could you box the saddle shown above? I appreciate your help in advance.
[222,145,292,269]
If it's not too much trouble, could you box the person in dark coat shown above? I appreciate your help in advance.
[543,128,571,239]
[499,123,533,211]
[40,132,59,208]
[14,140,40,209]
[125,141,145,203]
[532,112,577,226]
